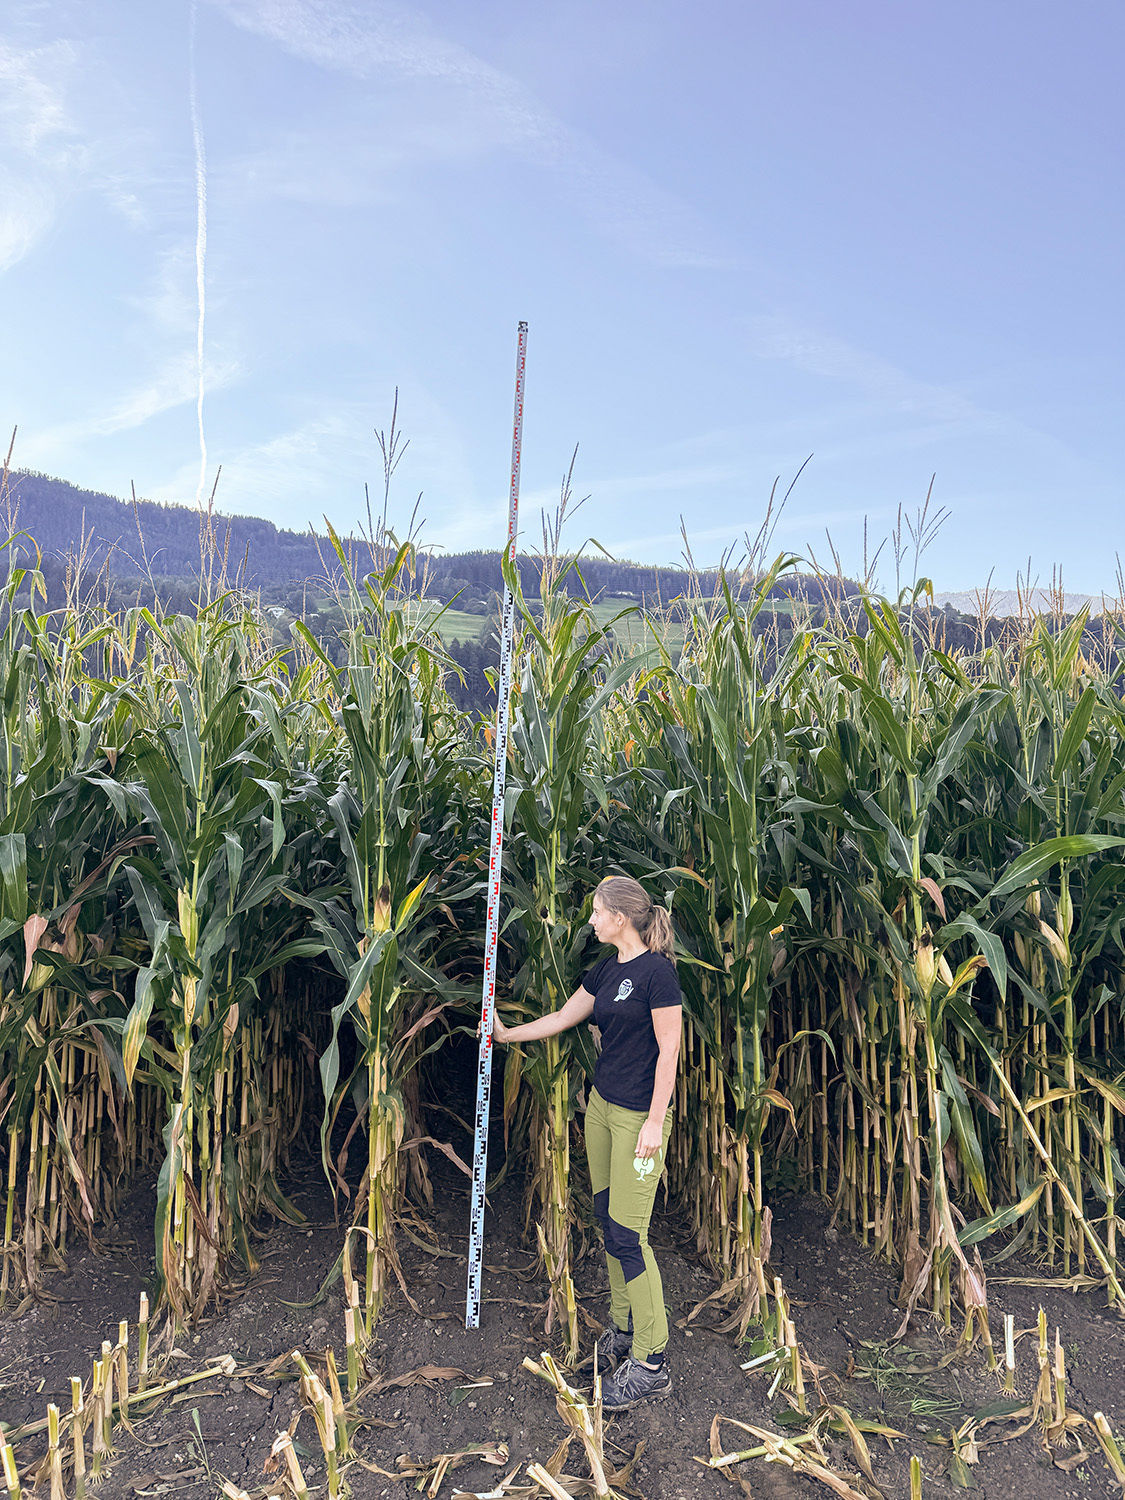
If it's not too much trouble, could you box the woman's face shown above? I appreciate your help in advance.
[590,894,622,945]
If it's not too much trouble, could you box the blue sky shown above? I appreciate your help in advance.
[1,0,1121,591]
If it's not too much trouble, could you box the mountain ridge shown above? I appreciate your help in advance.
[0,469,846,607]
[4,470,1117,619]
[933,589,1114,618]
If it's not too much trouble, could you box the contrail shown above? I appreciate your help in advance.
[188,0,208,513]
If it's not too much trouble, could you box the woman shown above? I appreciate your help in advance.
[492,875,682,1410]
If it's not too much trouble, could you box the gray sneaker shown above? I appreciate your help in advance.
[601,1355,671,1410]
[593,1320,632,1373]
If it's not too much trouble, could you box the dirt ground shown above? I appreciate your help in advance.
[3,1150,1125,1499]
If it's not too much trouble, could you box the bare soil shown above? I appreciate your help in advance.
[3,1154,1125,1499]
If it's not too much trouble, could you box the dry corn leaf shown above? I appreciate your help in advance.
[706,1417,875,1500]
[132,1469,206,1495]
[363,1363,479,1397]
[605,1438,645,1489]
[543,1435,574,1477]
[680,1275,748,1327]
[823,1405,885,1494]
[917,877,947,919]
[707,1415,755,1495]
[1053,1446,1090,1472]
[391,1442,510,1499]
[451,1467,538,1500]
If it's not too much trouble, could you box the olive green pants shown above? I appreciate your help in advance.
[584,1087,672,1361]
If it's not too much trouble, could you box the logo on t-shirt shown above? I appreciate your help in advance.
[613,979,634,1003]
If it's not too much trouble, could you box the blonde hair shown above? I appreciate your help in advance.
[596,876,676,963]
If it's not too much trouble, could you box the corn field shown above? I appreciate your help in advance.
[3,526,1125,1377]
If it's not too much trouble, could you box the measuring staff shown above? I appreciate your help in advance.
[465,321,527,1333]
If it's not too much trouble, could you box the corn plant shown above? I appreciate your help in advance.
[498,557,635,1359]
[617,560,810,1332]
[295,531,472,1333]
[0,553,137,1302]
[88,604,316,1322]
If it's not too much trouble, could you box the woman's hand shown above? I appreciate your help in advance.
[635,1117,664,1160]
[479,1011,515,1043]
[478,987,594,1047]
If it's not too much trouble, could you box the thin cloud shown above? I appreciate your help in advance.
[0,37,83,161]
[747,315,986,425]
[225,96,521,208]
[513,461,739,519]
[609,504,899,563]
[123,245,201,338]
[209,0,515,90]
[608,520,753,557]
[20,352,239,463]
[206,0,734,269]
[748,313,1080,466]
[813,423,988,465]
[588,463,739,500]
[147,404,382,518]
[0,174,55,272]
[437,500,513,551]
[0,37,84,270]
[0,29,160,270]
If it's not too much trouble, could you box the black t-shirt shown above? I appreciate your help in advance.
[581,950,682,1112]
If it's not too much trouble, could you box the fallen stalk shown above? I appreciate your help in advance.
[3,1357,237,1445]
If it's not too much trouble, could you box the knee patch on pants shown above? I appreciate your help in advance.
[603,1214,645,1283]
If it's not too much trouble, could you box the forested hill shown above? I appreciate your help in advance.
[6,470,349,587]
[2,468,857,607]
[5,470,1118,715]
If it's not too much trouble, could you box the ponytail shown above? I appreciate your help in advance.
[596,875,677,965]
[641,903,676,963]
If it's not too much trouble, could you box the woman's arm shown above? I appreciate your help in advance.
[635,1004,682,1159]
[492,985,596,1044]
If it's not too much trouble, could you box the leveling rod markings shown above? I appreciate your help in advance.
[466,320,528,1329]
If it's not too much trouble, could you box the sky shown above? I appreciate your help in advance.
[1,0,1122,592]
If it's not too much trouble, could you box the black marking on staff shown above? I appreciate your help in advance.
[466,321,527,1330]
